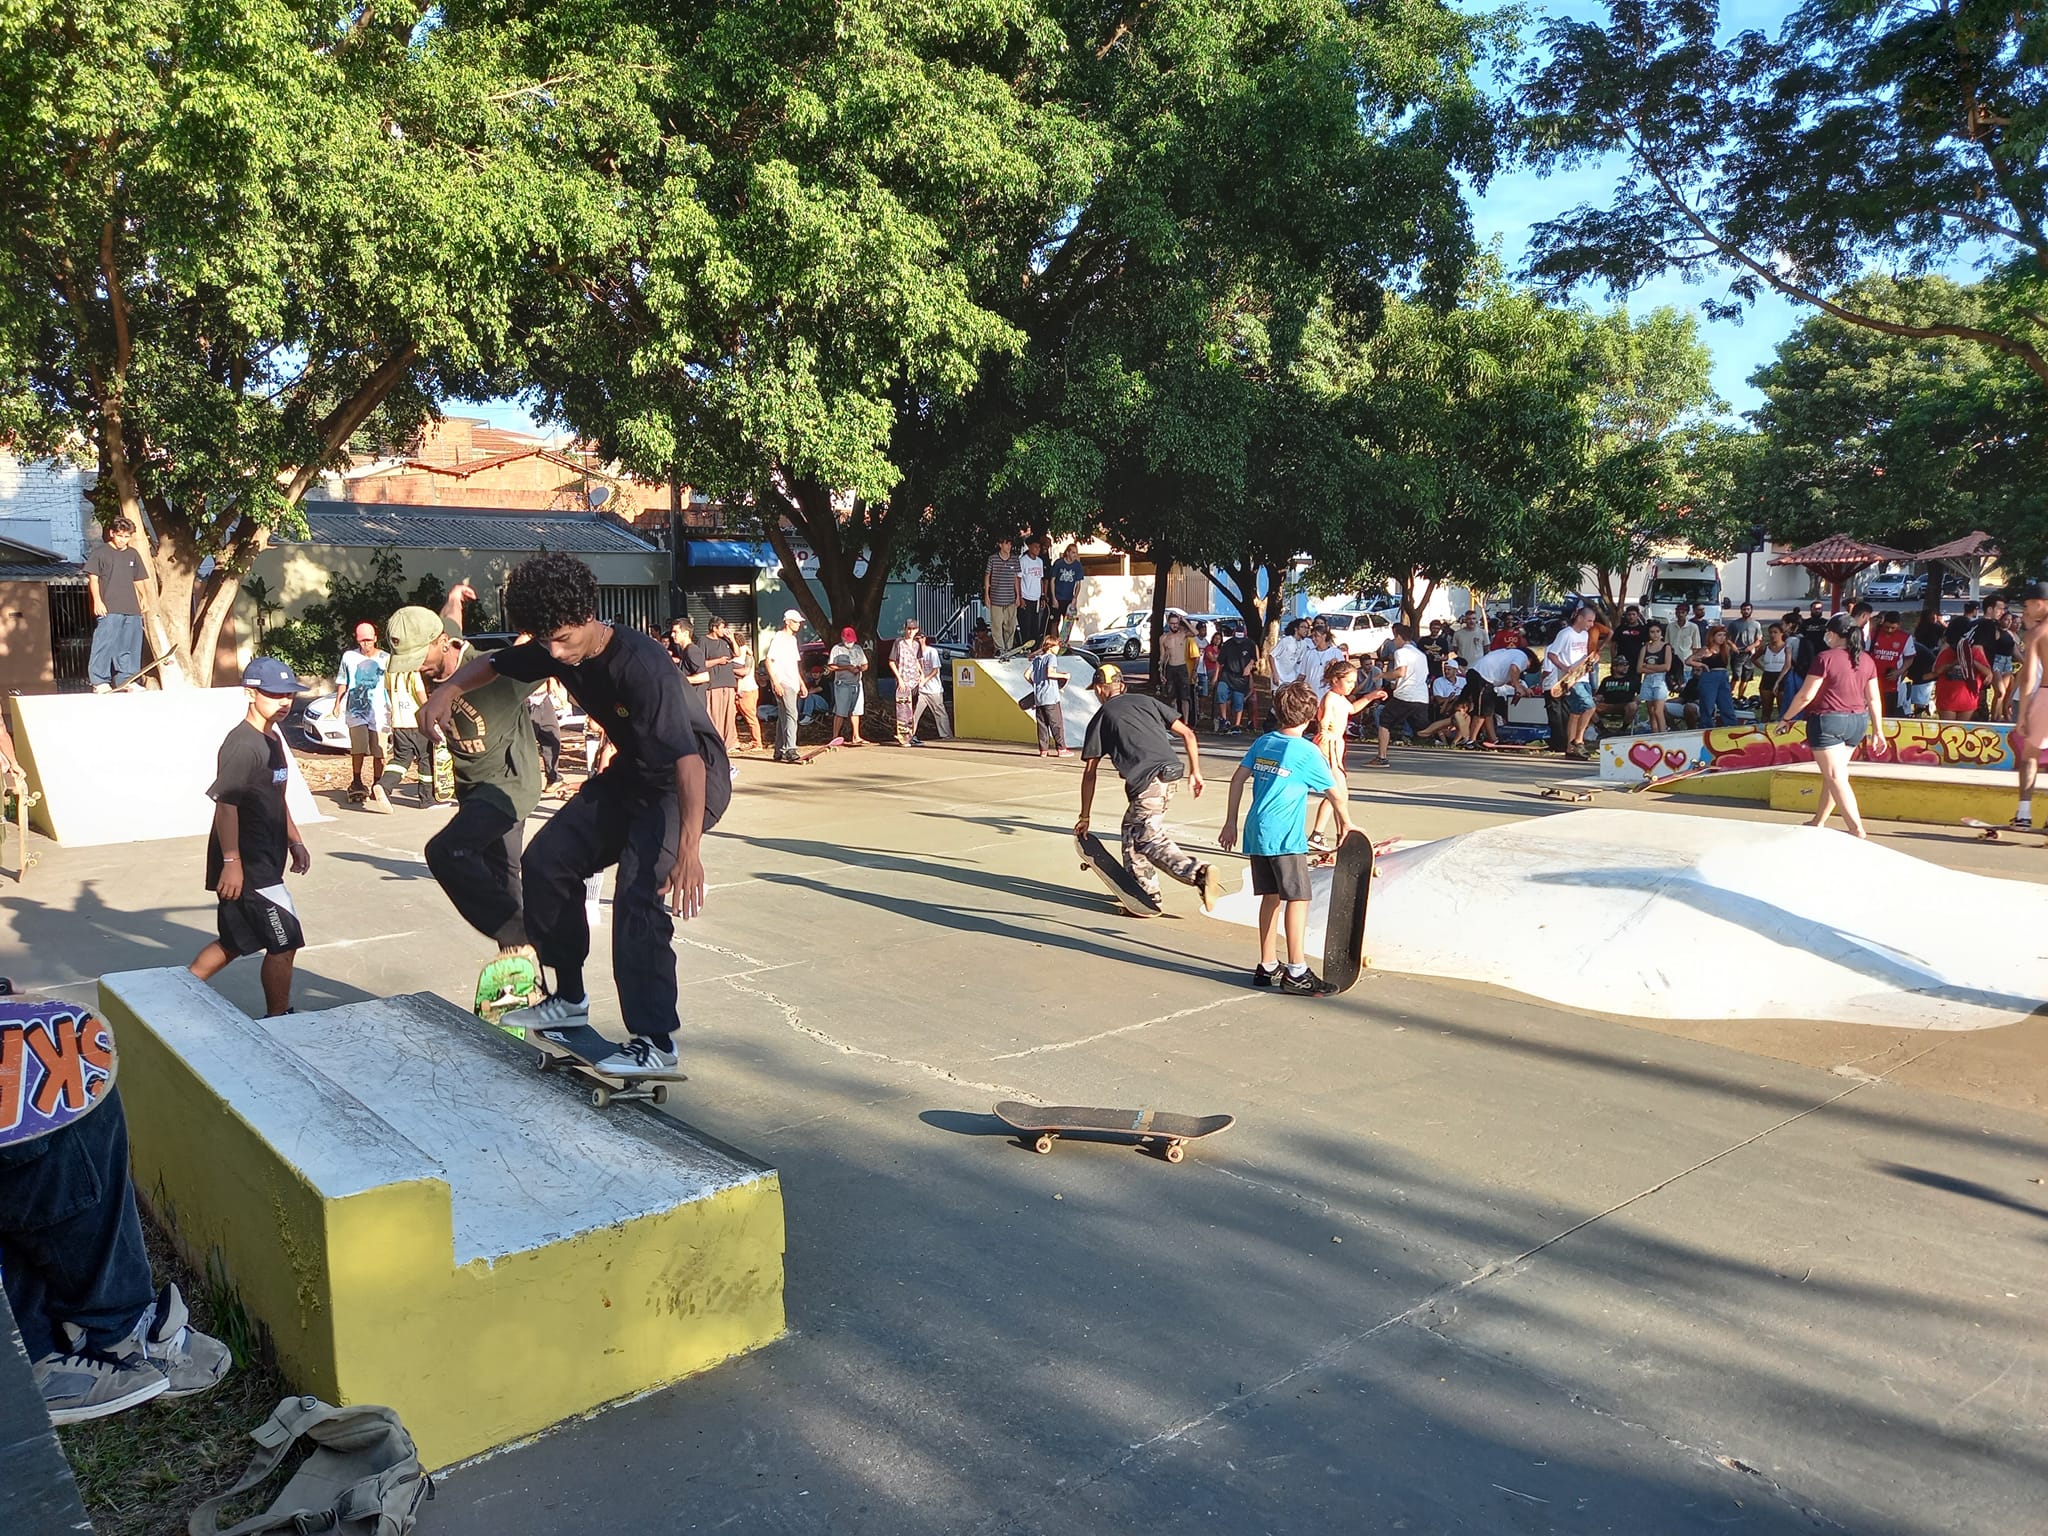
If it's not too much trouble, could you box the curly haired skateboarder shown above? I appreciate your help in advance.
[385,592,545,1021]
[423,553,720,1078]
[1076,663,1225,912]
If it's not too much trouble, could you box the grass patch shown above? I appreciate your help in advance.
[57,1210,292,1536]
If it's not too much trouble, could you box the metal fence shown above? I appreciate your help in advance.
[597,584,666,637]
[47,579,91,688]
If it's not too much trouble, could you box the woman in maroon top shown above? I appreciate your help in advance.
[1779,614,1886,838]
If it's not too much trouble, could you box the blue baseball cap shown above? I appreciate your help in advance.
[240,657,307,696]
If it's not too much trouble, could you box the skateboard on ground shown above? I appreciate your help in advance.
[527,1021,688,1109]
[474,949,543,1031]
[792,736,843,764]
[1321,828,1376,994]
[1961,818,2045,845]
[1539,783,1596,803]
[992,1101,1233,1164]
[0,985,118,1147]
[1076,829,1161,917]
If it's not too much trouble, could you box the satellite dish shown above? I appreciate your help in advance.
[586,484,612,509]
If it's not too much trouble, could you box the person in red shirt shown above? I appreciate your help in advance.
[1779,615,1884,838]
[1867,611,1908,716]
[1490,617,1525,653]
[1933,632,1992,721]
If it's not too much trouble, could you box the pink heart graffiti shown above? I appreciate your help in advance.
[1628,742,1664,774]
[1664,749,1689,770]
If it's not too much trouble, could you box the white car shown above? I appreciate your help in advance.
[1085,609,1191,658]
[1321,609,1393,657]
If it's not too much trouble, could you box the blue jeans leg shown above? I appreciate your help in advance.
[88,613,143,687]
[0,1087,154,1358]
[1699,670,1735,727]
[775,685,800,755]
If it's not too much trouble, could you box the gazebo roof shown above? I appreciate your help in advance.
[1912,530,1999,563]
[1768,534,1911,570]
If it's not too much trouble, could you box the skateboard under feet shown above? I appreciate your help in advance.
[528,1022,688,1109]
[1076,829,1162,918]
[1961,818,2044,845]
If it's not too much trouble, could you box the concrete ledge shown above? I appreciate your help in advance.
[8,690,325,845]
[98,970,785,1468]
[1767,762,2016,825]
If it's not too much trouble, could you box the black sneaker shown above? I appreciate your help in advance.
[1278,969,1336,997]
[1252,965,1280,988]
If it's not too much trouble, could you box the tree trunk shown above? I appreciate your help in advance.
[1147,551,1171,684]
[1401,574,1436,631]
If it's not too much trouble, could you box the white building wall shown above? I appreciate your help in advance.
[0,454,90,561]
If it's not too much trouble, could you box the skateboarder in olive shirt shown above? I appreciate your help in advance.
[386,599,545,1015]
[188,658,313,1017]
[422,553,715,1078]
[1076,663,1225,912]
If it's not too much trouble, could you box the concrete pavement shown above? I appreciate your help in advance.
[5,739,2044,1534]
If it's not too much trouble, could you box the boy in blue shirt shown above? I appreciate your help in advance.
[1219,681,1353,995]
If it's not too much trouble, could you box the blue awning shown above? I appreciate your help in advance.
[679,540,779,569]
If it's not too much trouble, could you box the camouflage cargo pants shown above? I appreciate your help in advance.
[1121,775,1202,898]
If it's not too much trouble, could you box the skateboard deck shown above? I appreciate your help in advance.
[7,780,39,883]
[1321,828,1375,994]
[528,1021,688,1108]
[1961,818,2044,845]
[0,986,118,1148]
[1076,829,1160,917]
[793,737,843,764]
[474,949,543,1031]
[992,1101,1233,1164]
[1540,783,1595,802]
[1627,759,1713,793]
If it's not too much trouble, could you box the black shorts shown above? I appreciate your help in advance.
[215,888,305,958]
[1248,852,1312,901]
[1379,697,1431,734]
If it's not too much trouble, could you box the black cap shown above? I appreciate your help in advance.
[2022,579,2048,603]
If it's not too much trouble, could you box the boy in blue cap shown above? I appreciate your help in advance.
[1218,680,1353,995]
[187,658,313,1016]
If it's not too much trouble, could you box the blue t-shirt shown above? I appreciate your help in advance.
[1239,731,1336,856]
[1027,652,1064,706]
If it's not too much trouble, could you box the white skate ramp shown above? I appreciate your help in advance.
[1208,809,2048,1031]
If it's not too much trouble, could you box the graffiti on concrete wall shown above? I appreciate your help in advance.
[1600,719,2016,782]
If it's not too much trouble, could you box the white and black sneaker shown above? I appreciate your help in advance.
[34,1347,168,1424]
[595,1036,678,1077]
[501,994,590,1031]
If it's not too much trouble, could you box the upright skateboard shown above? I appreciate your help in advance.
[1321,828,1376,993]
[7,780,38,883]
[528,1022,688,1109]
[992,1101,1233,1164]
[1075,829,1161,917]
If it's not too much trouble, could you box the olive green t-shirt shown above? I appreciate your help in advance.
[445,672,542,820]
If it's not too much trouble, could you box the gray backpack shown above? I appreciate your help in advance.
[189,1396,431,1536]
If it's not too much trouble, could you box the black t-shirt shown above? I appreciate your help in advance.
[1799,614,1831,650]
[444,672,542,819]
[206,722,290,890]
[1082,691,1184,796]
[704,636,736,690]
[1989,625,2017,664]
[1948,615,2003,656]
[495,627,705,793]
[1217,636,1254,689]
[85,543,148,615]
[1612,622,1647,668]
[1907,617,1947,682]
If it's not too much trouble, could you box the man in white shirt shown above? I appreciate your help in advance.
[1543,606,1599,759]
[1367,626,1432,765]
[1460,645,1534,746]
[1017,537,1047,644]
[913,634,951,740]
[762,608,809,762]
[1304,621,1345,700]
[1667,601,1701,667]
[1270,618,1310,689]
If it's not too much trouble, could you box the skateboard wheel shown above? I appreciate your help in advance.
[1032,1134,1054,1155]
[1164,1142,1185,1164]
[535,1053,553,1072]
[651,1085,668,1106]
[590,1087,611,1109]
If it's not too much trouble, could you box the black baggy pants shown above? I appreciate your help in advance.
[425,795,528,950]
[520,775,681,1050]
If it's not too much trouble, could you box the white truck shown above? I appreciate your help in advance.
[1643,558,1723,627]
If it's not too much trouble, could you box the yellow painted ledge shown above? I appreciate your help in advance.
[98,971,784,1469]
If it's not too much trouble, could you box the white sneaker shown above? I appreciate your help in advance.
[502,994,590,1031]
[132,1283,232,1397]
[594,1037,678,1077]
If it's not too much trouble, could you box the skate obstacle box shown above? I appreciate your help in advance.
[97,969,786,1469]
[6,688,325,846]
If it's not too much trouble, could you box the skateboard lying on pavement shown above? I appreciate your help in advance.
[1076,829,1162,917]
[528,1022,688,1109]
[1961,818,2045,845]
[1539,783,1596,803]
[992,1101,1233,1164]
[1320,828,1376,994]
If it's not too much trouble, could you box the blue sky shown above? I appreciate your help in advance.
[457,1,1821,435]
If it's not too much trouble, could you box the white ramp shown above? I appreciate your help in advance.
[1208,809,2048,1031]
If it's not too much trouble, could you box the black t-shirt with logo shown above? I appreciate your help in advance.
[1217,636,1254,689]
[206,722,290,889]
[1612,622,1647,668]
[85,543,149,615]
[1799,614,1832,651]
[443,672,542,820]
[1081,691,1184,796]
[494,627,705,794]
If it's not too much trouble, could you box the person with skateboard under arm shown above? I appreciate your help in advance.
[1219,681,1352,996]
[385,585,546,1022]
[423,553,721,1078]
[1076,663,1225,913]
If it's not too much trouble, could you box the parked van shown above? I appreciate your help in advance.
[1644,558,1723,626]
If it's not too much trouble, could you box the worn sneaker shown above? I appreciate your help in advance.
[1196,863,1226,913]
[1278,969,1336,997]
[502,993,590,1031]
[1252,965,1280,988]
[34,1347,168,1424]
[132,1283,232,1398]
[595,1036,679,1077]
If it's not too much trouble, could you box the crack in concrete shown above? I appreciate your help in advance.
[986,994,1257,1059]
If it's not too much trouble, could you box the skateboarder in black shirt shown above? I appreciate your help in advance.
[423,554,720,1077]
[188,658,312,1017]
[1076,663,1225,912]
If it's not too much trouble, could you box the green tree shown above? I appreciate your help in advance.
[1518,1,2048,391]
[0,0,649,681]
[1747,274,2048,564]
